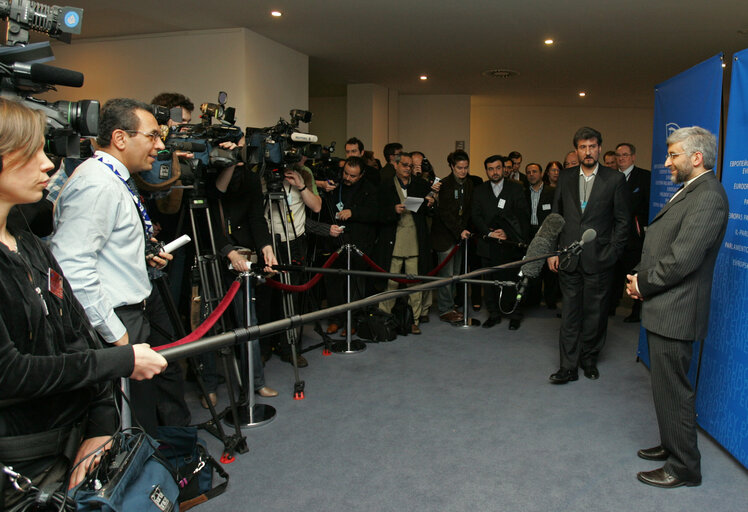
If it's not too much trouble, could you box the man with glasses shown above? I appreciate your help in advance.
[52,98,185,434]
[626,127,727,488]
[376,152,435,335]
[610,142,650,321]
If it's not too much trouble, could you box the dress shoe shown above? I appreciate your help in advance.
[280,353,308,368]
[411,324,422,335]
[582,365,600,380]
[637,445,670,461]
[549,368,578,384]
[340,327,357,337]
[326,323,340,334]
[256,386,278,398]
[440,310,463,324]
[482,316,501,328]
[200,392,218,409]
[623,313,641,323]
[508,318,521,330]
[419,315,430,324]
[637,467,701,488]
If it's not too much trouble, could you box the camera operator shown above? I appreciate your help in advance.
[264,160,321,367]
[0,98,167,508]
[51,98,190,435]
[211,144,279,397]
[309,157,378,334]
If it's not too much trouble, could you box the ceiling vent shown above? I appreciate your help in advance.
[481,68,520,79]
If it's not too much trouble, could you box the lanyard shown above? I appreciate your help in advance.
[95,155,154,238]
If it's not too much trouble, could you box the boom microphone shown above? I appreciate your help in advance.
[290,132,318,143]
[9,62,84,87]
[515,213,566,302]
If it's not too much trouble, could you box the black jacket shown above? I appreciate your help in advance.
[431,174,474,252]
[321,179,379,250]
[0,232,133,442]
[375,175,433,276]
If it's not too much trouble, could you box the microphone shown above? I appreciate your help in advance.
[515,213,566,302]
[9,62,84,88]
[290,132,318,143]
[566,228,597,255]
[168,141,207,153]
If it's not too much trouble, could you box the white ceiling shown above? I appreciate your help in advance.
[22,0,748,107]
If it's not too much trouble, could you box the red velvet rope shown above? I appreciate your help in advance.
[264,251,341,292]
[154,280,241,352]
[359,242,461,284]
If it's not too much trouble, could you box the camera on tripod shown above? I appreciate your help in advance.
[308,141,343,186]
[139,91,243,195]
[1,0,97,158]
[246,108,319,192]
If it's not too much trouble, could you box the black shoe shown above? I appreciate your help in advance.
[582,365,599,380]
[419,315,430,324]
[637,445,670,461]
[623,313,641,323]
[549,368,578,384]
[637,467,701,488]
[482,316,501,328]
[508,318,521,330]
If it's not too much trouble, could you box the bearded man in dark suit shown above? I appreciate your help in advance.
[547,126,630,383]
[627,126,728,488]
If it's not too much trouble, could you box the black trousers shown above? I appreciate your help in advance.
[647,331,701,481]
[481,256,521,320]
[557,266,613,369]
[115,286,190,436]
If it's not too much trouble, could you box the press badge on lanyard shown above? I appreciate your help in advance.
[48,268,64,299]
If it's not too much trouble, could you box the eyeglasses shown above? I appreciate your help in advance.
[125,130,161,142]
[666,151,686,160]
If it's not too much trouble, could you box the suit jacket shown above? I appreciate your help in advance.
[431,173,474,252]
[322,179,378,250]
[627,166,651,234]
[552,165,630,273]
[472,179,530,262]
[636,172,728,341]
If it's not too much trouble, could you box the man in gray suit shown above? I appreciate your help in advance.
[627,126,728,488]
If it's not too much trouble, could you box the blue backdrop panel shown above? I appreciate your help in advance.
[637,54,724,367]
[696,48,748,469]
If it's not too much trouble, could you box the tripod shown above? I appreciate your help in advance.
[265,187,306,399]
[184,185,249,457]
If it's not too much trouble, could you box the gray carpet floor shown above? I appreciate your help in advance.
[185,304,748,511]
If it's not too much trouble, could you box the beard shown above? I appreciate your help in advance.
[670,161,693,184]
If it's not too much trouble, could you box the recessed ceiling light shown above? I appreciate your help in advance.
[544,39,554,45]
[420,75,428,81]
[271,10,282,17]
[579,92,586,97]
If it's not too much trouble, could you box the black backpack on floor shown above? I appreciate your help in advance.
[391,297,414,336]
[355,306,398,342]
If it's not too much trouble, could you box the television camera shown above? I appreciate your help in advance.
[1,1,97,158]
[246,108,320,192]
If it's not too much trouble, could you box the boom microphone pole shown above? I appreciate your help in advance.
[158,232,590,362]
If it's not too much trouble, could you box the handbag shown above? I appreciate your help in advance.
[70,430,179,512]
[156,426,229,511]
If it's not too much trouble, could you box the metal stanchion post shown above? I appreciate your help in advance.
[120,378,131,429]
[331,244,366,354]
[223,272,276,428]
[459,240,481,328]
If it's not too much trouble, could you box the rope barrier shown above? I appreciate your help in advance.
[154,280,241,352]
[264,250,341,292]
[359,242,460,284]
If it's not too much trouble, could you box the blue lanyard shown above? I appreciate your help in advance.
[95,155,154,238]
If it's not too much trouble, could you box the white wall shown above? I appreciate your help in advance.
[309,96,346,149]
[399,95,471,178]
[470,97,654,180]
[42,28,307,130]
